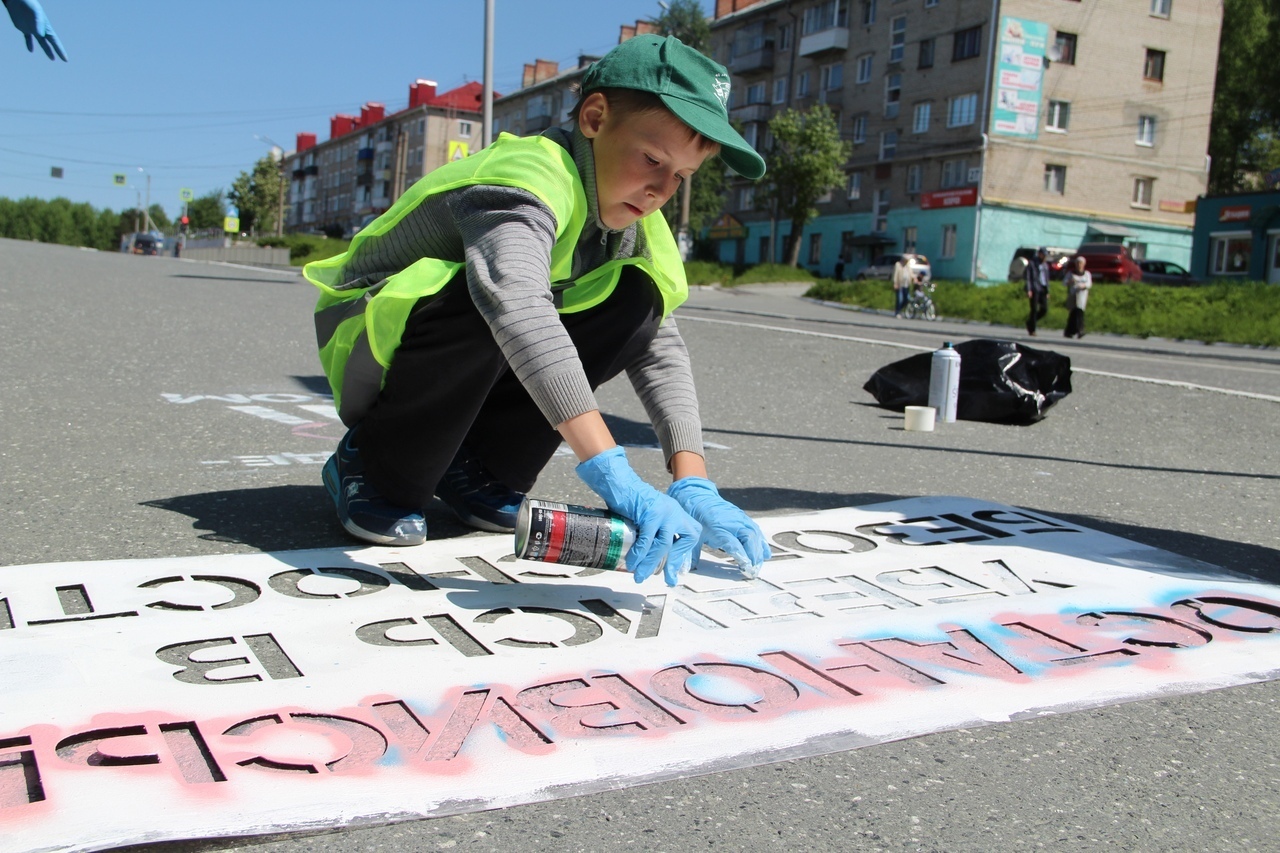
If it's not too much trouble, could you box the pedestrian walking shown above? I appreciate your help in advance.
[1063,255,1092,338]
[892,255,913,318]
[304,35,770,586]
[1024,246,1050,335]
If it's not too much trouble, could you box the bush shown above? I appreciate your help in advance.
[684,260,732,286]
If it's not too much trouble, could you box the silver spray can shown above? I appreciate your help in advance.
[928,341,961,423]
[514,499,636,571]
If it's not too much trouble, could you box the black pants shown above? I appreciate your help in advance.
[1064,307,1086,338]
[1026,289,1048,334]
[355,269,666,509]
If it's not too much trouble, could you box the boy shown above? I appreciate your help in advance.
[305,35,770,587]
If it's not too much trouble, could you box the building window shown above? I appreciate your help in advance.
[913,102,931,133]
[925,0,938,7]
[797,71,811,97]
[941,224,957,259]
[1046,100,1070,132]
[1151,0,1171,17]
[746,82,767,104]
[889,16,907,63]
[1132,177,1154,208]
[1137,115,1157,146]
[804,0,848,34]
[739,186,755,211]
[874,189,890,231]
[919,37,935,69]
[848,171,863,199]
[903,225,918,252]
[941,158,968,188]
[1044,164,1067,194]
[862,0,877,27]
[1144,48,1166,81]
[743,123,759,150]
[906,164,922,194]
[884,73,901,118]
[773,76,788,103]
[953,26,982,61]
[947,93,977,127]
[1054,31,1077,65]
[1211,236,1250,275]
[822,62,844,92]
[856,53,873,84]
[808,232,823,265]
[879,130,898,160]
[1129,242,1147,260]
[852,114,867,143]
[778,22,792,51]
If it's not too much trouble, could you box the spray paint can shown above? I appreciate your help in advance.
[928,341,961,423]
[513,499,636,572]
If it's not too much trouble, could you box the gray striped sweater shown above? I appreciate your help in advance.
[331,126,703,464]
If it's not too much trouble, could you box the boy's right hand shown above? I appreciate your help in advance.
[575,447,701,586]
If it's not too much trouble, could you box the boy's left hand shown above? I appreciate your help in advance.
[668,477,770,577]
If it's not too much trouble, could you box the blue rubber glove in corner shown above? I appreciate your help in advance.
[4,0,66,60]
[668,477,771,578]
[576,447,702,586]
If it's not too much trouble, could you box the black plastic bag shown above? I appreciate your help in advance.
[863,339,1072,424]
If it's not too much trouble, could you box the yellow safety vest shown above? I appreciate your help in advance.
[305,132,687,425]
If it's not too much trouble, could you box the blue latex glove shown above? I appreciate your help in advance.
[4,0,66,60]
[576,447,701,586]
[668,477,771,578]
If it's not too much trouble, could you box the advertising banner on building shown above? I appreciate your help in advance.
[3,497,1279,852]
[992,17,1049,139]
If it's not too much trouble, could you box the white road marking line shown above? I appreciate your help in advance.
[679,314,1280,404]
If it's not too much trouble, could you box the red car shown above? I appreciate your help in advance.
[1073,243,1143,283]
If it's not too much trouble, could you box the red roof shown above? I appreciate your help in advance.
[428,81,487,113]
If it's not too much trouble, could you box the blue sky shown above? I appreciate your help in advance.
[0,0,708,219]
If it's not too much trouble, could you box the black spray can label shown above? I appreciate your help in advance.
[513,499,635,572]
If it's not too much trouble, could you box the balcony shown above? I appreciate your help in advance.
[356,147,375,160]
[799,26,849,57]
[729,43,774,75]
[355,172,374,187]
[730,103,771,124]
[524,114,554,133]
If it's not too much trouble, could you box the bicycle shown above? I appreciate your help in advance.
[903,280,937,321]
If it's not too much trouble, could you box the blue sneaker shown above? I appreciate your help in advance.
[322,430,426,546]
[434,444,525,533]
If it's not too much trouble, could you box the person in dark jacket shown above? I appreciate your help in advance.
[1023,246,1050,336]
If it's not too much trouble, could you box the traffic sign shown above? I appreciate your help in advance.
[179,187,194,201]
[112,173,126,186]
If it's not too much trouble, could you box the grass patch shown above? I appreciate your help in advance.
[259,234,350,266]
[727,263,816,286]
[805,278,1280,347]
[684,260,733,286]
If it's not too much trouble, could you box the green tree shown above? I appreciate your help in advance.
[228,155,283,235]
[649,0,710,48]
[1208,0,1280,191]
[760,105,852,267]
[186,189,226,231]
[147,204,171,232]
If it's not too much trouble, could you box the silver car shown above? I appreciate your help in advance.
[855,253,932,282]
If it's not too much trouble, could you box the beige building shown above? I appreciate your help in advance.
[709,0,1221,280]
[281,80,484,237]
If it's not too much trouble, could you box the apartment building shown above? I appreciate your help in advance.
[710,0,1220,280]
[281,80,484,237]
[491,21,658,140]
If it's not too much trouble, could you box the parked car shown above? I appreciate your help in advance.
[130,233,161,256]
[855,253,932,282]
[1137,259,1201,286]
[1008,246,1074,281]
[1073,243,1143,283]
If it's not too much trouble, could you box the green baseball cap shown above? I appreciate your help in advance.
[581,34,766,181]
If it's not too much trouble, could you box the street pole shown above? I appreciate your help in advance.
[482,0,494,148]
[678,178,692,260]
[145,173,152,232]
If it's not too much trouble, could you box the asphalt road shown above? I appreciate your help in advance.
[2,237,1279,852]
